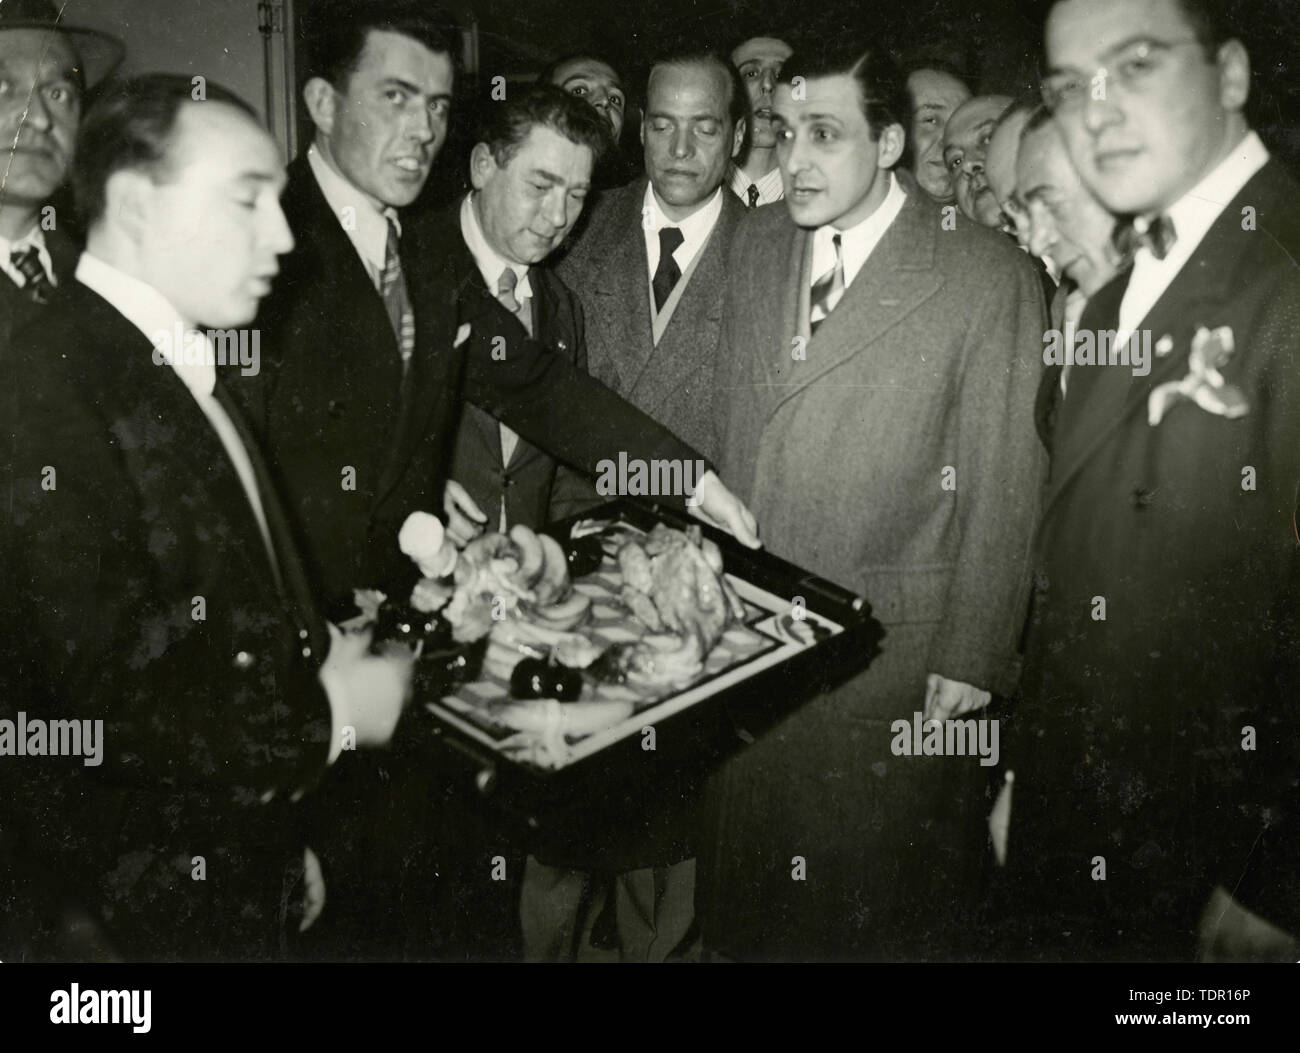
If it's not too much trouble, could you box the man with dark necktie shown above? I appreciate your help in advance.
[727,34,791,209]
[0,0,121,355]
[1,74,416,961]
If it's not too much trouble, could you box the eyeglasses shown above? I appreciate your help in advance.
[1041,37,1205,114]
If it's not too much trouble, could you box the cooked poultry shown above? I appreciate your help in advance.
[615,524,745,652]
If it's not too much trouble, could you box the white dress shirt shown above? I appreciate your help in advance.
[460,193,536,528]
[75,252,279,580]
[307,142,401,290]
[642,183,725,293]
[1117,131,1270,344]
[728,164,785,207]
[810,171,908,290]
[0,225,56,291]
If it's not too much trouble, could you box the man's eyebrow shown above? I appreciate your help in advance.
[234,170,282,185]
[1047,34,1160,75]
[530,167,589,189]
[378,76,450,101]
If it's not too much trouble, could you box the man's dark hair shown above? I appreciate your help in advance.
[302,0,461,90]
[478,83,610,168]
[73,74,258,226]
[777,42,909,142]
[538,52,624,90]
[647,48,751,161]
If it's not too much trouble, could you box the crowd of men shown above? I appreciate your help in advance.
[0,0,1297,963]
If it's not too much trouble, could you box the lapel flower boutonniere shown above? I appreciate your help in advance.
[454,323,472,349]
[1147,325,1249,426]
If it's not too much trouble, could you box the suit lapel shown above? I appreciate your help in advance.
[76,285,284,604]
[1040,166,1274,519]
[590,181,655,392]
[769,187,943,419]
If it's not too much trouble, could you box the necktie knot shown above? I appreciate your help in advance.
[652,226,684,313]
[1115,213,1177,261]
[810,232,845,333]
[746,183,760,209]
[11,246,52,304]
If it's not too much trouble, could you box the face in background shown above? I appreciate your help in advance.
[642,60,744,221]
[549,57,626,143]
[731,36,793,153]
[0,30,82,215]
[985,108,1033,246]
[906,68,970,201]
[470,125,593,266]
[1017,120,1118,295]
[943,95,1012,226]
[305,28,453,211]
[773,73,905,231]
[1044,0,1250,216]
[133,103,294,327]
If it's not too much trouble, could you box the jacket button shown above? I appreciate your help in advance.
[328,399,346,418]
[298,628,309,640]
[301,646,312,658]
[234,650,255,670]
[1132,486,1154,509]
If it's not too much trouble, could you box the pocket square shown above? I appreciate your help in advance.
[1147,326,1248,426]
[454,323,472,348]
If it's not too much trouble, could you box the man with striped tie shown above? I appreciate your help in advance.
[700,40,1047,960]
[0,0,122,356]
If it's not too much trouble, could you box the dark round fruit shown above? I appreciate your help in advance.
[564,535,605,578]
[509,657,584,701]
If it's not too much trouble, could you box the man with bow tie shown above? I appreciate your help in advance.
[0,0,122,357]
[1003,0,1300,961]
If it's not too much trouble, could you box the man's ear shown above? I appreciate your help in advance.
[731,117,747,161]
[1217,39,1251,112]
[877,123,906,170]
[302,77,338,137]
[104,168,153,241]
[468,142,497,191]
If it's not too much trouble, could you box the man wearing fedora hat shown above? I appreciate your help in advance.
[0,0,121,354]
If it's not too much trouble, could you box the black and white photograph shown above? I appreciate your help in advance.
[1,0,1299,1011]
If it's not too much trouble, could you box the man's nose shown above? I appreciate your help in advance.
[542,188,568,230]
[264,201,296,256]
[405,103,436,143]
[21,92,54,133]
[1028,216,1057,258]
[1081,86,1123,137]
[759,70,776,95]
[669,125,693,159]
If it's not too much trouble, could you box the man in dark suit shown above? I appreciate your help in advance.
[1003,0,1300,961]
[530,48,748,961]
[0,75,415,961]
[242,1,757,959]
[698,42,1047,961]
[0,0,121,355]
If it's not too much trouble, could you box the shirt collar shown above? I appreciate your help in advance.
[1145,130,1269,266]
[460,192,532,299]
[307,143,399,278]
[729,164,784,204]
[811,171,908,287]
[1,225,54,284]
[643,182,724,242]
[75,252,215,397]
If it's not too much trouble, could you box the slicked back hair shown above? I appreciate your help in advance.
[776,42,909,142]
[302,0,461,91]
[477,83,610,169]
[74,74,258,227]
